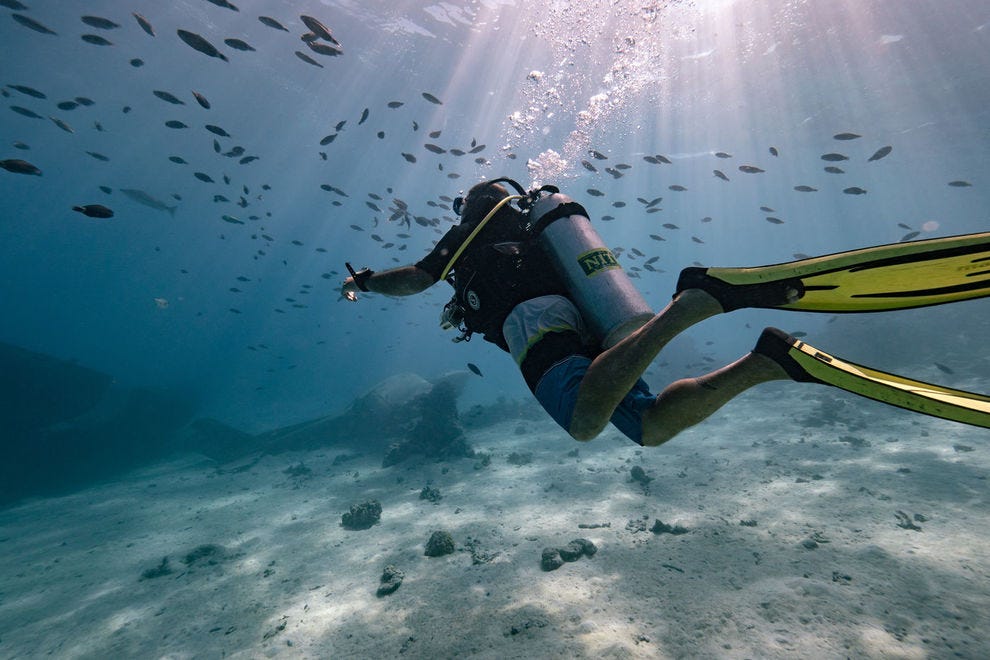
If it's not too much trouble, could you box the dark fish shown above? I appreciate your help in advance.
[206,0,239,11]
[589,149,607,160]
[867,145,892,162]
[605,167,622,179]
[646,197,662,207]
[834,132,861,140]
[295,51,323,68]
[72,204,113,218]
[422,92,443,104]
[75,97,94,106]
[769,147,779,156]
[642,156,660,165]
[349,224,363,231]
[258,16,288,32]
[692,236,704,244]
[9,105,42,119]
[701,216,712,223]
[56,101,78,110]
[662,223,679,230]
[934,362,954,375]
[12,13,57,35]
[738,165,764,173]
[793,185,817,192]
[177,29,228,62]
[586,188,604,197]
[401,153,416,163]
[947,180,972,187]
[85,151,109,162]
[335,120,346,131]
[387,101,403,108]
[205,124,230,137]
[319,134,337,145]
[308,41,343,56]
[195,172,215,183]
[358,108,369,124]
[765,217,784,224]
[0,0,27,9]
[222,215,243,224]
[649,234,665,241]
[821,153,848,162]
[133,13,155,36]
[843,186,867,195]
[469,144,485,154]
[760,206,774,212]
[668,184,687,191]
[424,144,446,154]
[467,363,483,377]
[154,90,185,105]
[897,223,912,230]
[50,117,73,133]
[612,201,626,208]
[824,166,844,174]
[901,231,920,241]
[213,139,221,153]
[192,91,210,109]
[8,84,45,99]
[615,163,631,170]
[366,201,381,212]
[713,169,729,181]
[581,160,597,172]
[224,38,255,51]
[714,151,732,158]
[81,16,120,30]
[99,185,112,194]
[429,130,441,138]
[654,155,672,164]
[1,158,42,175]
[165,120,188,129]
[301,15,337,43]
[130,59,144,67]
[81,34,114,46]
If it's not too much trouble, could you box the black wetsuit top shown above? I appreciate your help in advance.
[415,206,568,352]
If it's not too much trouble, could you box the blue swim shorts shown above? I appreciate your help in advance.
[533,355,655,445]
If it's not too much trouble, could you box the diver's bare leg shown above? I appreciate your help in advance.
[568,289,722,440]
[639,352,789,447]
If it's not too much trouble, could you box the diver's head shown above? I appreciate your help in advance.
[454,180,511,226]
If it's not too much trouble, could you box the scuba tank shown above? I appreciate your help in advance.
[528,191,654,348]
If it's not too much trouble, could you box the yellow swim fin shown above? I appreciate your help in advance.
[678,232,990,313]
[754,327,990,429]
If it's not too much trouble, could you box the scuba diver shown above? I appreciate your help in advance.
[342,178,990,445]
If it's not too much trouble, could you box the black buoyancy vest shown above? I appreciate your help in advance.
[451,208,568,350]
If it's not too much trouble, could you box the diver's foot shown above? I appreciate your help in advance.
[675,267,804,312]
[751,327,818,383]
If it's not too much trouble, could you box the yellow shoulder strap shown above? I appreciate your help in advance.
[439,195,525,281]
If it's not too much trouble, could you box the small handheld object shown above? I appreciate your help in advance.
[345,262,374,301]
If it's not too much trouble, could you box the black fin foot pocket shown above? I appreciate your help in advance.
[675,267,804,312]
[753,327,820,383]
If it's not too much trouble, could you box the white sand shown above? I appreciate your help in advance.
[1,382,988,659]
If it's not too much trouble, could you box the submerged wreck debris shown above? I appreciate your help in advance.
[419,486,442,503]
[630,465,653,485]
[540,538,597,571]
[424,530,455,557]
[341,500,382,530]
[376,565,404,597]
[650,520,689,535]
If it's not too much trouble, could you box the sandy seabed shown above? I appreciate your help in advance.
[1,382,988,659]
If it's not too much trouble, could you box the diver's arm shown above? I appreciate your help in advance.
[343,265,435,297]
